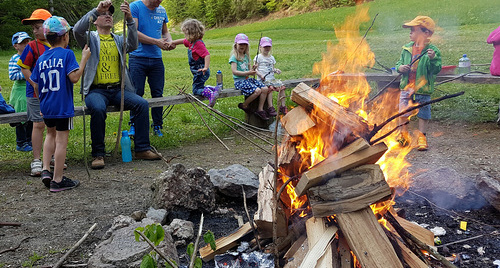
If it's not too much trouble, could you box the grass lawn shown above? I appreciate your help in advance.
[0,0,498,170]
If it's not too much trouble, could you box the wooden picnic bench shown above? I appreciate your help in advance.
[1,74,498,125]
[0,78,318,125]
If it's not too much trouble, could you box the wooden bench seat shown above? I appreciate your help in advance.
[0,78,318,125]
[1,74,498,125]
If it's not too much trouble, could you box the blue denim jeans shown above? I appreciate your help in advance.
[85,88,151,157]
[129,56,164,127]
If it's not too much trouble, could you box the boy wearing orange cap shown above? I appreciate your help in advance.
[17,8,53,177]
[395,16,442,151]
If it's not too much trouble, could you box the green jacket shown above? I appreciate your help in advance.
[396,42,442,95]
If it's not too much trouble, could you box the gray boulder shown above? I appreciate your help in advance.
[208,164,259,198]
[151,163,216,213]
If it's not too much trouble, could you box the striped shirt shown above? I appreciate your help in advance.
[9,54,24,81]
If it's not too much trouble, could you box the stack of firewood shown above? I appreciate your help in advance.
[199,83,457,268]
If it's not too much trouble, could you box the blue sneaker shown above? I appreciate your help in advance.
[153,125,163,137]
[17,143,33,152]
[129,124,135,136]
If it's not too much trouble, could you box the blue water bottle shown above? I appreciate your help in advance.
[121,130,132,162]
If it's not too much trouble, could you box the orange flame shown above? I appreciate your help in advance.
[278,5,416,219]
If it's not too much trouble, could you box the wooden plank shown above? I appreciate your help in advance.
[336,206,403,268]
[308,164,392,216]
[284,235,309,268]
[199,222,252,261]
[302,217,337,268]
[291,83,370,138]
[281,106,316,136]
[337,234,352,268]
[294,142,387,197]
[395,238,428,268]
[393,215,434,246]
[254,164,287,238]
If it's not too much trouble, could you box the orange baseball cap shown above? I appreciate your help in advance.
[22,9,52,25]
[403,16,435,33]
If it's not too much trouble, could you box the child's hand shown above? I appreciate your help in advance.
[275,68,281,75]
[398,65,410,73]
[247,70,257,76]
[120,1,132,21]
[97,0,113,14]
[427,49,436,59]
[165,40,176,50]
[198,67,208,75]
[81,45,91,60]
[251,64,258,71]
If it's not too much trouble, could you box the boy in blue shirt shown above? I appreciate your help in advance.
[30,16,91,192]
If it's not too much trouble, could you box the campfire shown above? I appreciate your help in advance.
[200,6,458,268]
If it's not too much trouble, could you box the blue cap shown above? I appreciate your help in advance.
[11,32,32,45]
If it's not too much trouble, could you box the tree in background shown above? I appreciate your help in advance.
[0,0,96,50]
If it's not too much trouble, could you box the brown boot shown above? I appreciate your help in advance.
[135,150,161,160]
[91,156,105,169]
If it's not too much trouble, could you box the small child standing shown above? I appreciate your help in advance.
[230,33,272,120]
[395,16,441,151]
[254,36,287,115]
[30,16,91,192]
[9,32,33,152]
[18,9,52,176]
[170,19,219,107]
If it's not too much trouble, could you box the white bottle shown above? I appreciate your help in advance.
[458,54,471,74]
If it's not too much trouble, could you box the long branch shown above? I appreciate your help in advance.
[367,91,464,140]
[385,212,457,268]
[53,223,97,268]
[134,230,179,268]
[189,213,204,268]
[242,186,262,251]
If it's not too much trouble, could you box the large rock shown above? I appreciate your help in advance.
[88,217,178,268]
[151,163,216,213]
[208,164,259,198]
[410,167,488,210]
[475,170,500,212]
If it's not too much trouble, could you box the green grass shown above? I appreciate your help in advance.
[0,0,498,169]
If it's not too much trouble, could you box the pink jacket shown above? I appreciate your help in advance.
[487,26,500,76]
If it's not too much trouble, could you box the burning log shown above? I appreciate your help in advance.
[291,82,370,139]
[281,106,316,136]
[307,164,392,217]
[336,207,404,268]
[294,140,387,197]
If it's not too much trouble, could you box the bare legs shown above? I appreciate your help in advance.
[42,127,69,183]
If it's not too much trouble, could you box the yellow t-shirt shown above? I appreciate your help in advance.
[94,34,120,85]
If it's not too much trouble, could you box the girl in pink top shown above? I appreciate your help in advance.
[487,25,500,76]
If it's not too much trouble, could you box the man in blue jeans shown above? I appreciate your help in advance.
[128,0,174,137]
[74,0,161,169]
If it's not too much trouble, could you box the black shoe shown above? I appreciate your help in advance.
[49,176,80,193]
[41,170,53,188]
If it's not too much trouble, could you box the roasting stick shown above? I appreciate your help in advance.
[242,186,262,250]
[135,230,179,268]
[113,10,128,157]
[52,223,97,268]
[186,96,230,150]
[81,17,93,179]
[188,213,204,268]
[185,94,272,153]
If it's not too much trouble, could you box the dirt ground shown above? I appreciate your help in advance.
[0,120,499,267]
